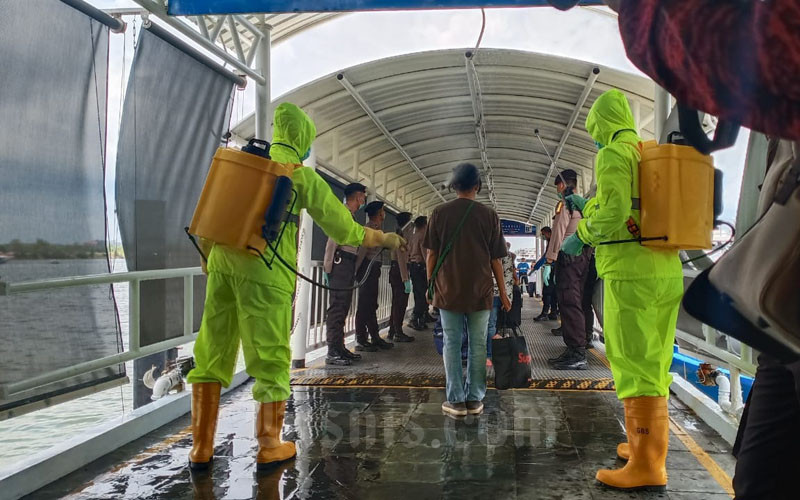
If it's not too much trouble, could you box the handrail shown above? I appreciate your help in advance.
[676,268,756,376]
[0,267,203,296]
[0,261,398,399]
[0,267,203,399]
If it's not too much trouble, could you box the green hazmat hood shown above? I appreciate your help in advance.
[585,89,637,146]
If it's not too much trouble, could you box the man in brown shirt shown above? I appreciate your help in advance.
[423,162,510,417]
[407,216,430,330]
[354,201,393,351]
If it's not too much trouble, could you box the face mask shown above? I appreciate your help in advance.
[594,141,605,150]
[300,149,311,162]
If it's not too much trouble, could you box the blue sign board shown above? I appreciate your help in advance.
[169,0,603,15]
[501,219,535,236]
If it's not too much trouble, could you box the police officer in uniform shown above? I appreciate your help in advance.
[324,183,368,365]
[354,201,394,351]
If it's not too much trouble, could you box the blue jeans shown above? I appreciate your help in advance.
[486,296,502,358]
[440,308,491,404]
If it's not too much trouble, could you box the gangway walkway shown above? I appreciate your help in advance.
[292,295,615,391]
[27,384,735,499]
[27,299,736,499]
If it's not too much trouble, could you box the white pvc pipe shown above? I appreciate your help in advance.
[715,373,744,418]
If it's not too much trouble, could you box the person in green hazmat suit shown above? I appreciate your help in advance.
[560,89,683,491]
[186,102,405,472]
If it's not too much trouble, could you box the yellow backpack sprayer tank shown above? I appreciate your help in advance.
[638,140,718,250]
[188,139,296,255]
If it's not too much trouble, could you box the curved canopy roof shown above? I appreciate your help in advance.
[233,48,657,226]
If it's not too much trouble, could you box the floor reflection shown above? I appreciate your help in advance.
[31,385,734,500]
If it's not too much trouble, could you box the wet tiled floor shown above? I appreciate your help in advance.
[29,385,734,499]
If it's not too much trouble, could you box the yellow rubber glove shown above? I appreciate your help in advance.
[362,227,407,250]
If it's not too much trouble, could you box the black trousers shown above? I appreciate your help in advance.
[555,248,591,349]
[389,261,409,334]
[733,355,800,499]
[355,262,381,343]
[325,253,356,350]
[409,262,428,321]
[582,252,598,342]
[541,283,558,315]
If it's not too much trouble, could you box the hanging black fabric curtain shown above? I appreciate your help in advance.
[0,0,123,416]
[115,27,234,406]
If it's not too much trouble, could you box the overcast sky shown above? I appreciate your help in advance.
[89,1,748,249]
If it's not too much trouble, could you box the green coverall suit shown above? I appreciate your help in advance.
[577,89,683,400]
[187,103,366,403]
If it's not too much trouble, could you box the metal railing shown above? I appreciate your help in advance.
[302,260,394,352]
[0,260,399,397]
[0,267,203,398]
[676,269,756,372]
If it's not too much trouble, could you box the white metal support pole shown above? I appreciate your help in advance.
[292,147,316,368]
[528,67,600,224]
[632,99,641,133]
[129,280,141,352]
[183,275,193,336]
[654,85,671,142]
[254,22,272,140]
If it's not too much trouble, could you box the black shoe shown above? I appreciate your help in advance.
[394,331,415,342]
[551,327,563,336]
[548,347,571,364]
[341,347,361,360]
[553,348,588,370]
[325,352,352,366]
[533,313,548,322]
[355,341,379,352]
[387,331,396,340]
[548,313,559,320]
[373,338,394,349]
[424,312,436,323]
[408,319,425,331]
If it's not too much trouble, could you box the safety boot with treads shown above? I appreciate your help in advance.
[256,401,297,471]
[188,382,222,470]
[596,396,669,491]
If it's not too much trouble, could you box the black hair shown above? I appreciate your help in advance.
[414,216,428,228]
[541,226,552,234]
[365,200,384,217]
[448,163,482,193]
[396,212,412,230]
[554,169,578,188]
[344,183,367,199]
